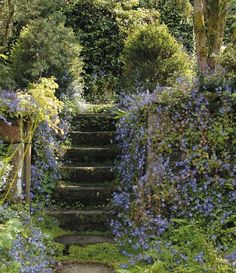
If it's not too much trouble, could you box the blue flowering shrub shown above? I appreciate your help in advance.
[127,221,234,273]
[31,122,62,208]
[0,206,53,273]
[0,78,64,205]
[113,77,236,271]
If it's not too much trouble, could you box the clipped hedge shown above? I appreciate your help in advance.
[121,23,193,93]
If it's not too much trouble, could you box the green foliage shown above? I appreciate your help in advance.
[13,0,65,23]
[0,55,15,89]
[36,214,129,269]
[0,207,53,273]
[114,3,160,36]
[0,77,63,126]
[0,0,66,52]
[114,75,235,271]
[220,44,236,86]
[66,0,123,101]
[66,0,160,101]
[10,18,84,92]
[27,78,63,128]
[138,0,194,51]
[119,222,234,273]
[121,23,193,93]
[140,223,234,273]
[0,219,23,249]
[0,209,22,272]
[224,0,236,44]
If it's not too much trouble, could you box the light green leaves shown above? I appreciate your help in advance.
[0,219,23,250]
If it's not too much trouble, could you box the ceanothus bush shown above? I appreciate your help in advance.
[112,77,236,259]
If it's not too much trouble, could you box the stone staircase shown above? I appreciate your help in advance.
[50,113,117,232]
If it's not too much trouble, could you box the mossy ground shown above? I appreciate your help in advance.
[36,213,141,272]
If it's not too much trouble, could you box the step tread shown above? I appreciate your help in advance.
[70,131,115,134]
[74,113,114,117]
[61,166,114,169]
[64,147,117,151]
[60,165,115,171]
[69,131,116,146]
[56,184,112,191]
[55,234,114,246]
[49,209,111,214]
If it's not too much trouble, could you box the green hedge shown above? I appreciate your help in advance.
[121,23,193,93]
[66,0,124,101]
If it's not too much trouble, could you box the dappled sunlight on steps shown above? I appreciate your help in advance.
[49,112,118,232]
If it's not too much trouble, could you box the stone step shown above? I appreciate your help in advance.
[55,234,113,247]
[56,262,115,273]
[60,166,116,183]
[72,114,116,132]
[54,182,113,207]
[49,209,111,231]
[70,131,116,146]
[63,147,118,165]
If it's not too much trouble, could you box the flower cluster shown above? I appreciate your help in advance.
[0,78,63,127]
[31,122,61,207]
[0,78,67,207]
[112,78,236,260]
[0,206,53,273]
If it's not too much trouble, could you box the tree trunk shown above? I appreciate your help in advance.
[194,0,229,73]
[0,0,14,53]
[194,0,208,72]
[206,0,227,69]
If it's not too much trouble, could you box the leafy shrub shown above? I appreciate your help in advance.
[66,0,160,101]
[113,77,235,264]
[224,0,236,44]
[66,0,123,101]
[132,222,234,273]
[121,23,193,93]
[0,78,64,205]
[140,0,194,51]
[0,206,53,273]
[0,0,67,52]
[114,2,160,35]
[220,44,236,87]
[10,18,84,93]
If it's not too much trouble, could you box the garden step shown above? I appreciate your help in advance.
[63,147,118,165]
[70,131,116,146]
[60,166,116,183]
[56,262,115,273]
[49,209,111,231]
[54,183,113,206]
[55,234,114,247]
[72,113,116,132]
